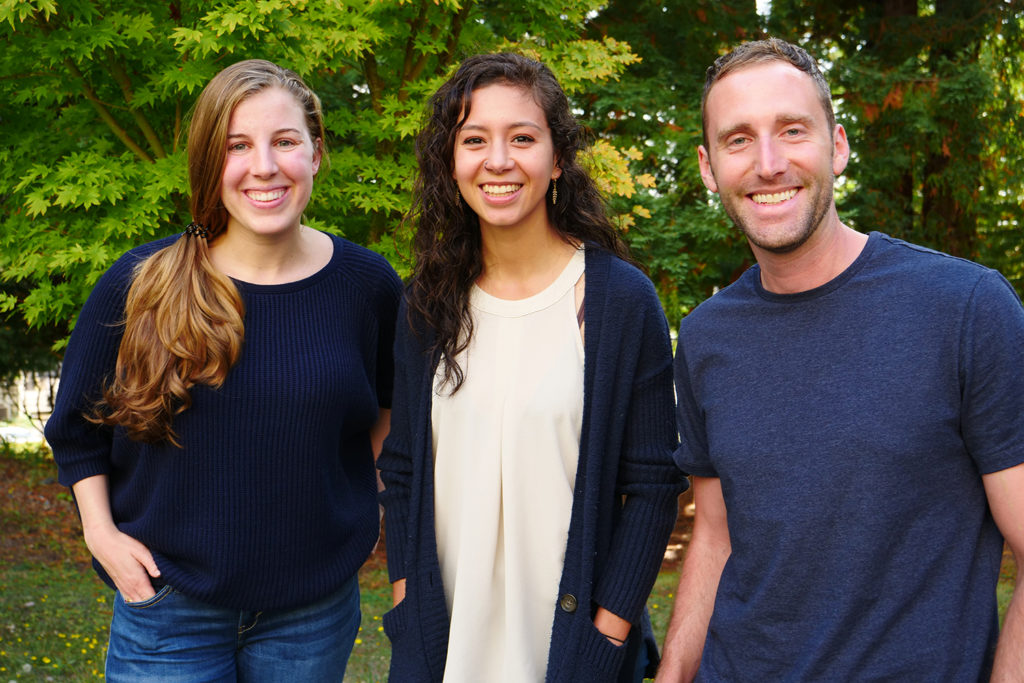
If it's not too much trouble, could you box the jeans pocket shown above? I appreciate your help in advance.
[122,584,175,609]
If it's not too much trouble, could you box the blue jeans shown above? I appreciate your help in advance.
[105,575,360,682]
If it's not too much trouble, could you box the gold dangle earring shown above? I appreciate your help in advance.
[455,185,461,203]
[551,178,558,205]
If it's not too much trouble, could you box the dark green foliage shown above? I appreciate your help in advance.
[583,0,763,325]
[1,0,645,351]
[768,0,1024,290]
[2,0,1021,357]
[584,0,1023,326]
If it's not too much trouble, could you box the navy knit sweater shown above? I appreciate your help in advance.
[378,247,687,682]
[46,232,401,611]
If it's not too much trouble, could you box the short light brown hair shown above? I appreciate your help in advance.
[701,38,836,148]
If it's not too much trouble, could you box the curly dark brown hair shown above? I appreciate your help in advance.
[407,52,632,393]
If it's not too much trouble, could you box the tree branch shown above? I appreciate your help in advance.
[106,50,167,159]
[361,51,385,115]
[440,2,473,70]
[173,98,182,155]
[398,2,473,102]
[64,59,153,163]
[401,0,431,86]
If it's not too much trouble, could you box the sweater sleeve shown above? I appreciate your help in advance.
[45,253,138,488]
[592,274,687,623]
[377,295,416,583]
[372,260,403,410]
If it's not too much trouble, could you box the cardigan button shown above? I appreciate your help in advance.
[559,593,578,613]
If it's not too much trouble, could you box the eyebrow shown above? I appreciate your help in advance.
[715,114,817,144]
[460,121,544,133]
[226,128,304,139]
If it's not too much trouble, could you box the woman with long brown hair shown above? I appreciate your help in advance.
[378,53,685,682]
[45,59,401,681]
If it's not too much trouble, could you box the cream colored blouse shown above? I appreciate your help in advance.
[432,248,585,682]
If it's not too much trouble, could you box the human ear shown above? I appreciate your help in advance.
[312,138,323,176]
[697,145,719,193]
[831,124,850,176]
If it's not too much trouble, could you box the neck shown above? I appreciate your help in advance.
[477,221,578,300]
[209,225,331,285]
[753,215,867,294]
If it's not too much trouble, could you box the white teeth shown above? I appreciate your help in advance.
[752,189,797,204]
[246,189,285,202]
[482,184,522,196]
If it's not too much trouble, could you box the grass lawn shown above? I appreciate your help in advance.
[1,441,1016,681]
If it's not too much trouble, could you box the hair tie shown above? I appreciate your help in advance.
[184,222,210,239]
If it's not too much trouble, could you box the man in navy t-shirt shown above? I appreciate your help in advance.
[657,38,1024,682]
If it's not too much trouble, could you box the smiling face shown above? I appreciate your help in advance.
[698,61,849,255]
[452,83,561,236]
[220,86,321,240]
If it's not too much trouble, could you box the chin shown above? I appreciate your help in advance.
[742,222,818,255]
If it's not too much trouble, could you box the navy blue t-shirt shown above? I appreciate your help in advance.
[674,232,1024,681]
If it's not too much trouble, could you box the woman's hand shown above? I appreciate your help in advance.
[72,474,161,603]
[83,523,161,603]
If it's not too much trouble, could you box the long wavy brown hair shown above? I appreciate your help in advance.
[407,52,632,393]
[91,59,326,445]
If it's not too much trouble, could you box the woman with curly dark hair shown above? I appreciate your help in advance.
[378,52,686,682]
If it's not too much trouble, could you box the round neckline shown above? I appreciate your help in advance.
[230,232,342,295]
[471,248,584,317]
[751,232,879,303]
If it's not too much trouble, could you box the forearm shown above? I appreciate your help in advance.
[657,477,730,683]
[594,606,631,645]
[71,474,118,541]
[983,464,1024,681]
[392,577,406,606]
[656,548,727,681]
[991,574,1024,681]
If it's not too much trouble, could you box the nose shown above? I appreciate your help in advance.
[251,143,279,177]
[484,142,514,173]
[754,138,787,178]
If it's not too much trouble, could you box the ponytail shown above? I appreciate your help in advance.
[90,233,244,446]
[89,59,322,444]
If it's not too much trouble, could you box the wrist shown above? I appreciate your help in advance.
[81,520,119,548]
[602,632,626,646]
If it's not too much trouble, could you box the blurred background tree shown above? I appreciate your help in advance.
[2,0,1021,364]
[584,0,763,325]
[767,0,1024,297]
[586,0,1023,326]
[0,0,643,359]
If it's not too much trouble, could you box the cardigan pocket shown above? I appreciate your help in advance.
[565,619,630,683]
[382,597,410,640]
[383,598,438,682]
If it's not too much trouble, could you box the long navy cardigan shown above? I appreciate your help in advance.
[378,247,686,681]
